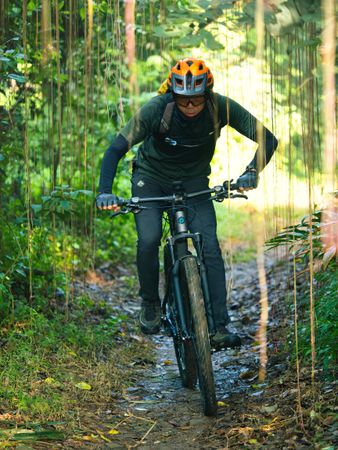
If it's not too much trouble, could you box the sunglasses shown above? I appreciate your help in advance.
[175,95,206,107]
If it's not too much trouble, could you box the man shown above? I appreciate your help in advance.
[96,58,278,348]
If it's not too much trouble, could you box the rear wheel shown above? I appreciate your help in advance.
[164,247,197,389]
[181,256,217,416]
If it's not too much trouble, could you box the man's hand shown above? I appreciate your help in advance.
[236,168,259,192]
[95,193,120,211]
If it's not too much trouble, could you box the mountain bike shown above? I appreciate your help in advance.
[109,181,247,416]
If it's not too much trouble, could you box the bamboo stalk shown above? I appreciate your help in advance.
[41,0,53,63]
[22,0,33,305]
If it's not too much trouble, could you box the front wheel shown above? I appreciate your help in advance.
[164,246,197,389]
[181,256,217,417]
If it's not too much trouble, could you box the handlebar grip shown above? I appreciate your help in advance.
[223,180,240,191]
[116,197,127,206]
[229,182,240,191]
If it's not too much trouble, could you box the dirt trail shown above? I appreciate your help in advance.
[85,257,314,450]
[63,257,336,450]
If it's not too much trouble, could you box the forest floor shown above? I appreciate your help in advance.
[62,255,336,450]
[1,255,336,449]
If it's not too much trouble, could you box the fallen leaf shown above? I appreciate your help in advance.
[252,383,265,389]
[75,382,92,390]
[129,334,144,342]
[261,405,278,414]
[239,370,256,380]
[323,416,335,425]
[82,435,98,442]
[108,429,120,435]
[96,430,111,442]
[217,401,228,407]
[44,377,56,384]
[163,360,173,365]
[250,390,264,397]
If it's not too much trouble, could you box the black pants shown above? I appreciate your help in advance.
[131,172,230,327]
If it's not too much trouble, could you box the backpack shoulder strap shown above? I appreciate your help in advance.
[206,92,220,137]
[159,101,175,135]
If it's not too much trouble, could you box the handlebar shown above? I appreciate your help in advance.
[107,181,248,218]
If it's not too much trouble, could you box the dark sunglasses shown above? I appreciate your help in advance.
[175,95,206,107]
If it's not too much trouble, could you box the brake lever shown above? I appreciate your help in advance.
[110,209,129,218]
[110,204,148,218]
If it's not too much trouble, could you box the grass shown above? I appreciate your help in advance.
[0,292,154,437]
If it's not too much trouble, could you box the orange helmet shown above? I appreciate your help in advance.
[168,58,214,96]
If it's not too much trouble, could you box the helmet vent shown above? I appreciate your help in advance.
[170,58,214,94]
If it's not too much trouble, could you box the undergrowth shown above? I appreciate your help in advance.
[266,204,338,378]
[0,294,153,425]
[297,265,338,377]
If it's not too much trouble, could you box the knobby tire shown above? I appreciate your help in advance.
[164,248,197,389]
[182,256,217,416]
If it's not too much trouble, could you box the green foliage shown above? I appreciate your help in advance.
[152,0,234,50]
[32,185,94,219]
[266,207,337,270]
[266,206,338,377]
[94,214,136,265]
[297,266,338,377]
[0,39,25,84]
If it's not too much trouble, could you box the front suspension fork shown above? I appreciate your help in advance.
[193,233,216,335]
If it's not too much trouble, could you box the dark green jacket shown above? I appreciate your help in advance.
[98,92,278,193]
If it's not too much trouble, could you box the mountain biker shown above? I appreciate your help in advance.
[96,58,278,348]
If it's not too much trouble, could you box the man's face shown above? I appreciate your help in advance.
[175,95,206,118]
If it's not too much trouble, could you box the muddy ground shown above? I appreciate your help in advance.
[59,255,337,450]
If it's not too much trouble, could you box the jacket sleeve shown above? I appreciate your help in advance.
[98,98,162,193]
[120,97,162,147]
[98,134,129,194]
[219,95,278,172]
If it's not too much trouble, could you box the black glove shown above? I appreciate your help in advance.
[236,167,259,190]
[95,193,120,209]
